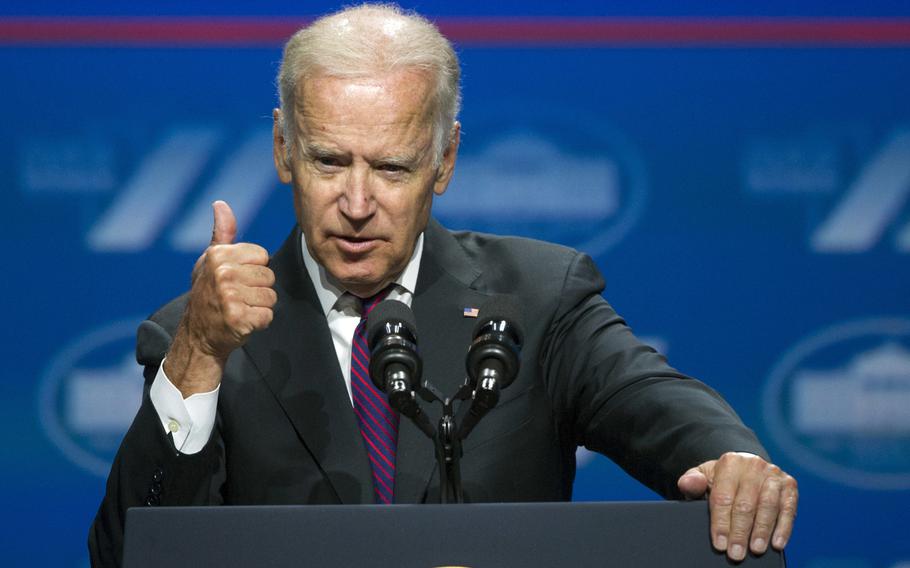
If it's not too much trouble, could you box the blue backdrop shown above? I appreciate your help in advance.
[2,1,909,566]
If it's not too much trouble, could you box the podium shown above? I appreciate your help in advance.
[123,501,785,567]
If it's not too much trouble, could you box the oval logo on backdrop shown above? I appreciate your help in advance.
[437,104,647,257]
[762,318,910,489]
[39,320,143,477]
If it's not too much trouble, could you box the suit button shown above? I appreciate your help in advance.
[152,468,164,482]
[149,482,162,496]
[145,494,160,507]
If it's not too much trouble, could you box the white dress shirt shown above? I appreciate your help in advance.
[149,232,423,454]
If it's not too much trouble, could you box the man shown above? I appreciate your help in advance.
[90,4,797,566]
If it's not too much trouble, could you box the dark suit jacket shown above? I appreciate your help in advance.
[89,218,767,566]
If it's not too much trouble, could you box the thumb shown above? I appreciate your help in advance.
[677,464,712,500]
[210,200,237,245]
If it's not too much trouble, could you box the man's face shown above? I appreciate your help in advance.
[273,68,459,298]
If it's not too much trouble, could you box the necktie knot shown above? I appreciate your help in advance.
[355,286,392,322]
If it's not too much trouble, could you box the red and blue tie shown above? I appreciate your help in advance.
[350,290,399,504]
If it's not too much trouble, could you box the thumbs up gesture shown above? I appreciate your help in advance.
[163,201,277,397]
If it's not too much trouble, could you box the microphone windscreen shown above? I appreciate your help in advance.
[366,299,417,347]
[473,296,524,344]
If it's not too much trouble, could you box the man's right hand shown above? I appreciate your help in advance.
[163,200,277,397]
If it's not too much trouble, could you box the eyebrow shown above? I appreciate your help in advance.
[373,153,420,168]
[302,142,423,168]
[301,142,346,159]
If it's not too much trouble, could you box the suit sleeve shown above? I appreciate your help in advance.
[88,317,226,567]
[540,252,768,499]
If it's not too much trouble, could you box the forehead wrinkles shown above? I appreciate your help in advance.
[293,71,436,147]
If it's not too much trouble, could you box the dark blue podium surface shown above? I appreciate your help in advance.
[123,501,785,567]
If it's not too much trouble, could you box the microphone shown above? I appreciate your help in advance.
[366,300,432,435]
[458,296,523,440]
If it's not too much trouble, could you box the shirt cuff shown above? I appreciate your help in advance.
[148,357,220,454]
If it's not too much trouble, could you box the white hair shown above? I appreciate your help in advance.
[277,3,461,165]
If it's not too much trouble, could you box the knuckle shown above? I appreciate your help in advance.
[223,303,243,326]
[214,263,233,281]
[216,288,236,309]
[250,308,269,329]
[758,494,779,510]
[249,290,263,305]
[207,245,227,264]
[781,494,798,516]
[220,286,238,301]
[753,518,774,536]
[762,475,782,493]
[729,510,753,532]
[733,499,755,515]
[758,491,779,509]
[746,456,766,472]
[711,491,734,508]
[249,288,261,303]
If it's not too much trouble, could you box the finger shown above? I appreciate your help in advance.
[208,243,271,269]
[222,302,273,335]
[708,460,738,553]
[211,200,237,245]
[246,306,274,330]
[726,461,765,562]
[750,476,782,554]
[677,466,709,500]
[214,264,275,288]
[771,476,798,550]
[226,285,278,309]
[236,265,276,288]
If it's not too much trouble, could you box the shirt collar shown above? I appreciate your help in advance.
[300,231,423,317]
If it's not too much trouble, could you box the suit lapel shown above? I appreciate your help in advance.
[242,228,374,504]
[395,219,490,503]
[239,221,488,505]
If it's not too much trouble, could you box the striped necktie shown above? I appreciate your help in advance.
[350,289,399,504]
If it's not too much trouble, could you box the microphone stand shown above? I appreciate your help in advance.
[407,379,476,504]
[372,304,519,504]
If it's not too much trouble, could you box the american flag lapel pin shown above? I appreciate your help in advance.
[463,306,480,318]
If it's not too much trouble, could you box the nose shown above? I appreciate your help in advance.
[338,164,376,223]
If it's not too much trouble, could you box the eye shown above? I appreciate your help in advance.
[378,163,408,174]
[316,156,342,168]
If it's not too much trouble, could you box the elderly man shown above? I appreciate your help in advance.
[90,4,797,566]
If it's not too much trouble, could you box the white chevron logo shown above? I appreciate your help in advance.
[811,127,910,253]
[86,126,276,253]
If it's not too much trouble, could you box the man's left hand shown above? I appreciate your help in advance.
[677,452,798,562]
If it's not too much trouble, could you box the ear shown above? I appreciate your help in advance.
[433,121,461,196]
[273,108,293,184]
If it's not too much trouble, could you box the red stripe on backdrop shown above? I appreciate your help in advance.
[442,17,910,46]
[1,17,910,47]
[0,18,306,46]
